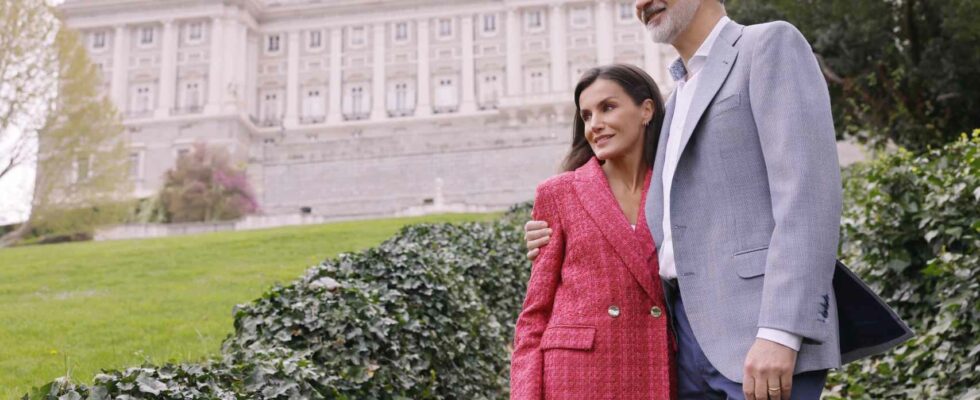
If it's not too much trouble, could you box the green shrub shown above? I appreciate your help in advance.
[27,133,979,399]
[826,131,980,399]
[25,204,532,399]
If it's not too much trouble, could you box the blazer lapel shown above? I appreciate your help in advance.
[647,91,675,250]
[675,21,744,160]
[573,158,659,301]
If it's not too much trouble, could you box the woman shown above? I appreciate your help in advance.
[510,64,674,400]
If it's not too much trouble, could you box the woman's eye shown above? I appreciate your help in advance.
[604,104,615,112]
[582,114,591,121]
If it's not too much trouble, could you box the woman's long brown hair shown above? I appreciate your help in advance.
[562,63,666,172]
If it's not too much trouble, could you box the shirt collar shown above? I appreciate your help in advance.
[668,16,731,82]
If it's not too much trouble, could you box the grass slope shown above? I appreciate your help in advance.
[0,213,499,398]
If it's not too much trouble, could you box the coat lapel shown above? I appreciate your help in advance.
[647,91,675,250]
[574,158,659,301]
[675,21,744,160]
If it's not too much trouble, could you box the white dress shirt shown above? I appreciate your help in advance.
[658,16,803,351]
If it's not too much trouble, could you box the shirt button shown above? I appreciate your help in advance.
[650,306,663,318]
[608,305,621,318]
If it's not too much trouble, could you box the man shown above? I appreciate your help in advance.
[523,0,912,399]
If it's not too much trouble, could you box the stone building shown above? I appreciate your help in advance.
[58,0,676,218]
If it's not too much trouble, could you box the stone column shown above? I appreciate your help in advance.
[595,0,614,64]
[415,19,432,116]
[222,16,246,112]
[459,15,476,113]
[155,20,177,117]
[326,26,344,124]
[549,4,568,93]
[643,37,667,87]
[111,25,130,110]
[205,17,225,114]
[246,32,258,119]
[505,8,522,96]
[283,30,300,127]
[370,22,387,120]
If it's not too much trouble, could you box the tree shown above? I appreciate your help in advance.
[0,20,131,246]
[728,0,980,151]
[0,0,58,207]
[159,143,258,223]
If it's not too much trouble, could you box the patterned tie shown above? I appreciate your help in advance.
[668,58,687,82]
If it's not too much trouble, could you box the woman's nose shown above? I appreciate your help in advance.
[590,118,605,133]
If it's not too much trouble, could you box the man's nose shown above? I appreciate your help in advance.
[635,0,653,22]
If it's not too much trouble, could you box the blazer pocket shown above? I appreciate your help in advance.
[734,246,768,278]
[709,92,741,118]
[541,325,596,351]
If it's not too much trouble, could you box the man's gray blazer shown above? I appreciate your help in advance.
[644,19,911,382]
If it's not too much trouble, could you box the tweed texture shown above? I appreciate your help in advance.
[645,20,844,382]
[511,158,675,400]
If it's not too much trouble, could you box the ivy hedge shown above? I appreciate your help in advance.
[826,131,980,399]
[26,132,979,399]
[26,206,532,399]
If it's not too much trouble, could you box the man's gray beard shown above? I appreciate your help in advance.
[645,0,700,44]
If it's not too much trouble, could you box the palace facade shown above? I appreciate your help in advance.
[59,0,676,217]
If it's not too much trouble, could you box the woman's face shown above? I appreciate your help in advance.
[578,78,653,162]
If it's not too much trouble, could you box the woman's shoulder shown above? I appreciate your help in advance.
[535,171,576,199]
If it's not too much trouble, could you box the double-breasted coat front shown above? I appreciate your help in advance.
[511,157,675,400]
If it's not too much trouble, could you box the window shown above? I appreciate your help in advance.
[529,71,546,93]
[395,83,408,110]
[571,6,592,27]
[73,156,92,183]
[267,34,281,53]
[128,152,142,180]
[188,22,203,42]
[394,22,409,42]
[176,148,191,161]
[482,14,497,34]
[478,73,501,109]
[182,82,201,111]
[349,26,366,47]
[351,86,364,115]
[92,31,106,49]
[308,30,322,49]
[438,18,453,38]
[387,81,414,116]
[302,88,325,122]
[342,83,370,119]
[618,2,635,22]
[139,26,154,46]
[526,10,544,32]
[262,92,280,124]
[434,78,458,112]
[132,86,153,112]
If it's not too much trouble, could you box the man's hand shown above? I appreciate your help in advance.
[742,338,798,400]
[524,220,551,261]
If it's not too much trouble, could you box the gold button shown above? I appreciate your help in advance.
[608,305,621,318]
[650,306,663,318]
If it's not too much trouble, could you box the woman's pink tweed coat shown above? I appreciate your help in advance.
[511,157,676,400]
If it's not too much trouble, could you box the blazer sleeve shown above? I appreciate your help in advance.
[510,182,566,400]
[747,21,843,343]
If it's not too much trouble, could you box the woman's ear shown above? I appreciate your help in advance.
[641,98,655,126]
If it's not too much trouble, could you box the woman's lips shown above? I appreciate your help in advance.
[594,135,613,147]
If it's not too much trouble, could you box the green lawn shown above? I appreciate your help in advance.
[0,213,499,398]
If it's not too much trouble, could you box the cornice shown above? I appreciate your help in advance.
[58,0,576,29]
